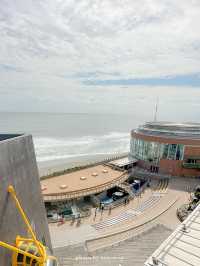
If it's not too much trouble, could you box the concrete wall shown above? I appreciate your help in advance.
[184,145,200,157]
[159,158,200,177]
[0,134,51,265]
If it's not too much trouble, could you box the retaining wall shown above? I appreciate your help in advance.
[0,134,51,265]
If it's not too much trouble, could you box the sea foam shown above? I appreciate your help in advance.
[33,132,129,162]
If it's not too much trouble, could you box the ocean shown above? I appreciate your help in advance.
[0,112,142,175]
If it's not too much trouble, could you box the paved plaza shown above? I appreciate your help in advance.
[50,177,200,251]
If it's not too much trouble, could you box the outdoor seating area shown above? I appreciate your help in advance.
[44,175,161,224]
[98,178,148,208]
[45,199,91,223]
[99,186,128,206]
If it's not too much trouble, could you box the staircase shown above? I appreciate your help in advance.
[153,178,169,193]
[55,224,172,266]
[93,224,172,266]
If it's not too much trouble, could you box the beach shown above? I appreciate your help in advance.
[38,152,127,176]
[0,112,138,176]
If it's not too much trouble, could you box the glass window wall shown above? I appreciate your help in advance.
[168,144,177,160]
[130,138,184,162]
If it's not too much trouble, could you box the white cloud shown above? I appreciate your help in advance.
[0,0,200,112]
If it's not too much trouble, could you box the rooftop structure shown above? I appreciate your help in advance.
[108,157,137,169]
[130,121,200,177]
[41,165,128,201]
[136,121,200,139]
[145,202,200,266]
[0,134,22,141]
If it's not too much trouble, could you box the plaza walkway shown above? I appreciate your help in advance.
[92,194,162,230]
[50,179,169,248]
[50,176,200,255]
[92,179,168,230]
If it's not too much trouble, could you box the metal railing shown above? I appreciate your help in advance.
[41,153,128,179]
[182,162,200,169]
[147,257,168,266]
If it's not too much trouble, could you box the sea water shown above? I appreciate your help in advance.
[0,112,142,175]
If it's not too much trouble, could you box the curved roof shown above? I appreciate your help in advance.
[134,121,200,139]
[41,165,127,201]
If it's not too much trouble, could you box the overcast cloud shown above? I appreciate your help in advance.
[0,0,200,117]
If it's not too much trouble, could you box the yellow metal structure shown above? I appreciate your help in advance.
[0,185,58,266]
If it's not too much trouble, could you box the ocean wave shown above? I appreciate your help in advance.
[33,132,130,162]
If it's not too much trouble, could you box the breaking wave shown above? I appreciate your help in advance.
[33,132,130,162]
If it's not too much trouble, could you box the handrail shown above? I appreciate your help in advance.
[147,257,168,266]
[8,186,45,260]
[182,162,200,169]
[0,241,42,262]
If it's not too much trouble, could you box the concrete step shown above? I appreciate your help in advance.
[57,224,172,266]
[92,195,161,230]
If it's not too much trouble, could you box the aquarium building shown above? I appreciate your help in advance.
[130,122,200,177]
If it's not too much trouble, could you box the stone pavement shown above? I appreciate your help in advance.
[50,224,98,248]
[49,182,156,248]
[50,179,163,247]
[50,177,200,250]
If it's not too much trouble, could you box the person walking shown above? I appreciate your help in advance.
[109,205,112,215]
[101,203,104,216]
[94,207,98,220]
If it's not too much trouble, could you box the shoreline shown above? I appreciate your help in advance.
[38,152,128,179]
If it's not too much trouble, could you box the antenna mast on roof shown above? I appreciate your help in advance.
[154,97,159,122]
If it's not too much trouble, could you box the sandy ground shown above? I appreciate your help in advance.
[38,153,126,176]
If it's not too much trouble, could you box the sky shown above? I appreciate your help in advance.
[1,0,200,120]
